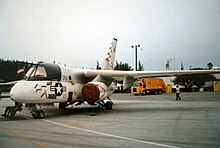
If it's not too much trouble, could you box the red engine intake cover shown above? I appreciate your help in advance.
[82,83,100,103]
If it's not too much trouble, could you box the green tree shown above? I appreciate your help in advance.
[181,63,184,70]
[0,59,30,82]
[207,62,213,69]
[173,73,216,89]
[138,60,144,71]
[114,61,133,71]
[96,60,102,69]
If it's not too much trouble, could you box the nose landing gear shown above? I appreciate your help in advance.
[29,105,45,119]
[31,110,45,119]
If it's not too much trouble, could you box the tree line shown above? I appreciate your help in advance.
[0,59,31,82]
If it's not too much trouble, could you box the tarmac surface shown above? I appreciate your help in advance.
[0,92,220,148]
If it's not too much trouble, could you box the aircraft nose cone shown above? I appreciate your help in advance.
[10,80,49,103]
[10,80,36,102]
[10,81,26,102]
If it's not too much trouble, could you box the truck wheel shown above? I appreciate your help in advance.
[142,90,146,95]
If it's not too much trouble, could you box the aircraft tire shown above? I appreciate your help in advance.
[38,110,45,119]
[32,110,45,119]
[105,101,113,110]
[59,103,66,110]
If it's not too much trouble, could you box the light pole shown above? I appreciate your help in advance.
[131,45,141,71]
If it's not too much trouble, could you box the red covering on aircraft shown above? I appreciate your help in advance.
[82,83,100,103]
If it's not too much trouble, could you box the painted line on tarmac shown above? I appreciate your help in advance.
[0,124,45,148]
[43,119,180,148]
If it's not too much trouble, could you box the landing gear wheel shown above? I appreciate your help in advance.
[105,101,113,110]
[59,103,67,110]
[32,110,45,119]
[38,110,45,119]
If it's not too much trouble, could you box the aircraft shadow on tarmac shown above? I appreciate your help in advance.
[33,106,107,119]
[44,106,209,120]
[1,105,107,120]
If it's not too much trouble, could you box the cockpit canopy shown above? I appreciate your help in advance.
[24,63,61,81]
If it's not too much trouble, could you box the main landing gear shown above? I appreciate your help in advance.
[58,101,78,110]
[98,97,114,110]
[105,101,113,110]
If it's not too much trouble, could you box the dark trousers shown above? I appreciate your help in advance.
[176,93,181,100]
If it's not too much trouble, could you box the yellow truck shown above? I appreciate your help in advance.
[131,78,167,95]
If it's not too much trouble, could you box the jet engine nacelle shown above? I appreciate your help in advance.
[82,82,108,103]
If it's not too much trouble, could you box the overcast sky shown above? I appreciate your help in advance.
[1,0,220,70]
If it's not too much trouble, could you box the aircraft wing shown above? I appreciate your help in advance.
[85,69,220,78]
[84,69,220,89]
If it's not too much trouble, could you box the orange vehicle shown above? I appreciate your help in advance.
[131,78,167,95]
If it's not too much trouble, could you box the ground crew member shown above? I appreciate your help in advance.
[175,84,181,100]
[1,102,22,117]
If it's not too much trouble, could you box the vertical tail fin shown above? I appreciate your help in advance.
[102,38,117,70]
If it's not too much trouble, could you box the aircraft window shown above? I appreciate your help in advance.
[25,67,36,78]
[25,66,47,78]
[35,66,47,77]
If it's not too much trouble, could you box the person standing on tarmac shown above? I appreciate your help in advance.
[1,102,22,117]
[175,84,181,100]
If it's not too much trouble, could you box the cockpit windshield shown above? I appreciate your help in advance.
[24,63,61,81]
[25,66,47,79]
[25,67,35,78]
